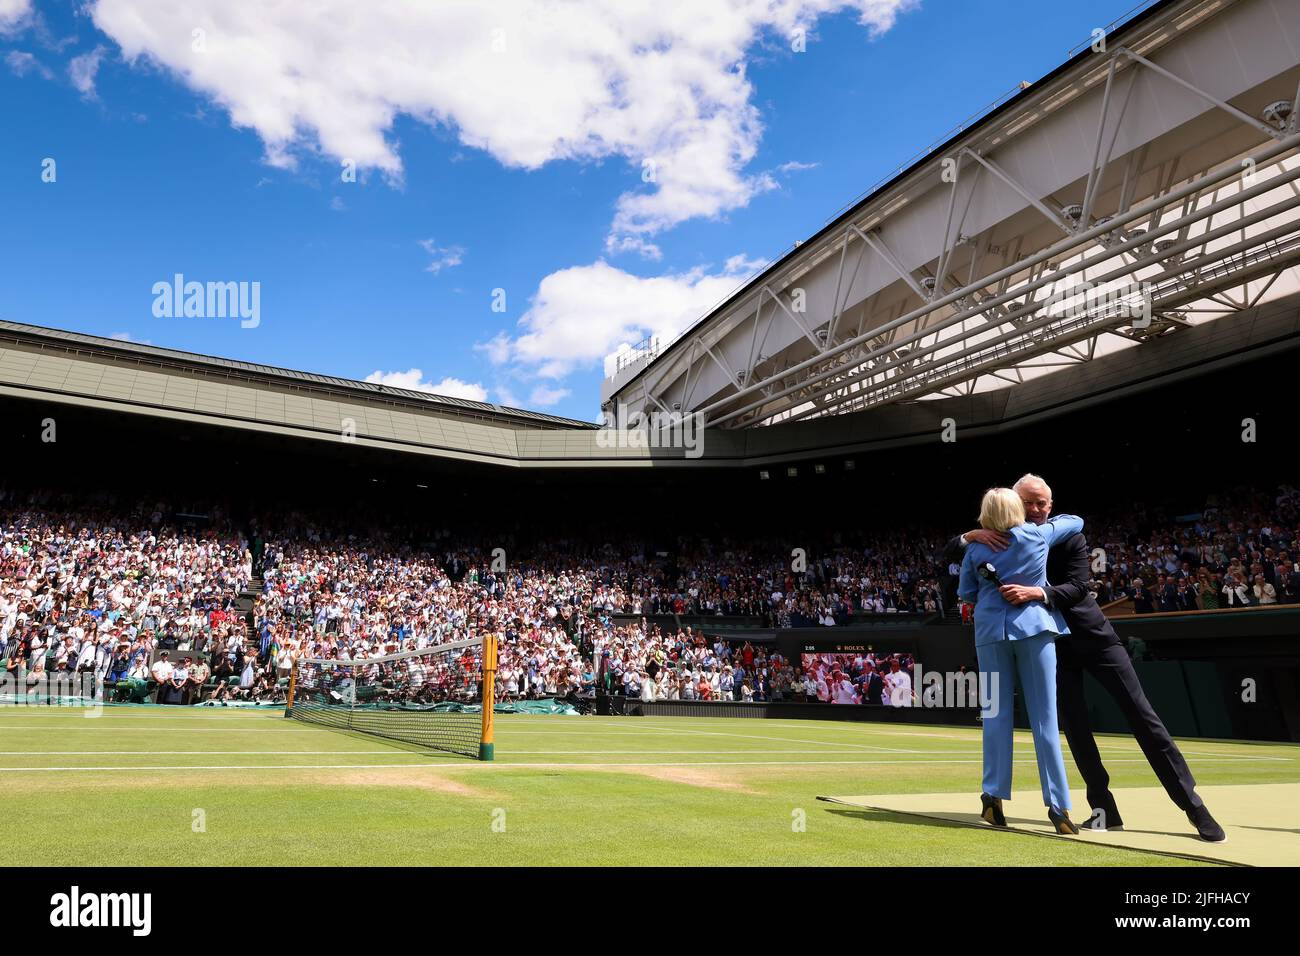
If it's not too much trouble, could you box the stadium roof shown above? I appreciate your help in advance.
[3,293,1298,468]
[606,0,1300,428]
[0,319,593,431]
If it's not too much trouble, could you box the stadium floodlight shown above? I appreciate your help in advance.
[759,469,770,480]
[286,635,498,760]
[814,463,826,474]
[786,466,798,477]
[844,460,856,471]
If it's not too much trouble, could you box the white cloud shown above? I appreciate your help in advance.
[500,254,768,379]
[329,196,345,211]
[475,331,512,366]
[604,234,663,261]
[109,331,151,344]
[528,384,571,407]
[5,50,51,79]
[68,45,107,99]
[364,368,488,401]
[722,253,769,276]
[777,159,819,174]
[417,238,464,275]
[0,0,32,35]
[88,0,916,248]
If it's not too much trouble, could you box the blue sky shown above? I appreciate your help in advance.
[0,0,1141,421]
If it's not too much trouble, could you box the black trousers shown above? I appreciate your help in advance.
[1056,641,1202,814]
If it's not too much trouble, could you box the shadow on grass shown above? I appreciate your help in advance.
[822,807,980,832]
[822,805,1236,862]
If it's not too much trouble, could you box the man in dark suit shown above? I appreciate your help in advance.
[857,661,884,706]
[944,473,1225,842]
[1158,577,1180,613]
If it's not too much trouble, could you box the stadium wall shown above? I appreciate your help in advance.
[661,610,1300,740]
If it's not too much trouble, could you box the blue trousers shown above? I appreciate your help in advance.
[976,633,1071,811]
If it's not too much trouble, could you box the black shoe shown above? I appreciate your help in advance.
[1187,805,1226,843]
[1079,808,1121,831]
[1081,796,1124,831]
[980,792,1007,827]
[1048,807,1079,835]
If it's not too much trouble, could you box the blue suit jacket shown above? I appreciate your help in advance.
[958,515,1084,647]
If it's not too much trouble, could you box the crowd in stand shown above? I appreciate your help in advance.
[1041,484,1300,613]
[592,624,796,701]
[3,481,1298,705]
[252,520,595,703]
[0,488,263,702]
[591,624,918,706]
[584,534,948,623]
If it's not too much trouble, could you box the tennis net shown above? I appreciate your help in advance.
[286,635,497,759]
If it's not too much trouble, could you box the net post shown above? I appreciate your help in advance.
[284,655,297,717]
[479,632,497,761]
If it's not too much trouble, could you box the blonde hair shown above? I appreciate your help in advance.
[979,487,1026,532]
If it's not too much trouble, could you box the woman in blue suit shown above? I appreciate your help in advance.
[958,488,1083,834]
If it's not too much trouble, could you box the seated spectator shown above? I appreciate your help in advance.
[164,658,190,705]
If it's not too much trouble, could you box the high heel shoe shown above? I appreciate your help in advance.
[980,792,1007,827]
[1048,806,1079,835]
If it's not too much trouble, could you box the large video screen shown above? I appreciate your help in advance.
[799,650,916,706]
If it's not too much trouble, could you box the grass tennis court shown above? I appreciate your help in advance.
[1,707,1295,866]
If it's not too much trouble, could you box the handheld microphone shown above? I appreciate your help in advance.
[977,562,1004,588]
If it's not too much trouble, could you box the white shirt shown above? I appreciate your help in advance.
[884,670,913,706]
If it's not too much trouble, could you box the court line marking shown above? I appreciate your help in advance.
[0,723,1274,764]
[589,719,986,745]
[0,726,735,737]
[0,749,966,757]
[633,723,912,752]
[563,720,1284,757]
[0,727,1279,760]
[0,748,1273,759]
[0,756,1288,772]
[0,750,463,756]
[3,716,1290,759]
[0,726,342,732]
[0,713,286,720]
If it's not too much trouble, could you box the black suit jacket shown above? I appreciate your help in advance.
[860,672,884,705]
[943,529,1120,652]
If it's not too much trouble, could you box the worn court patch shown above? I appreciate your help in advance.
[817,783,1300,866]
[298,767,493,798]
[584,763,760,793]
